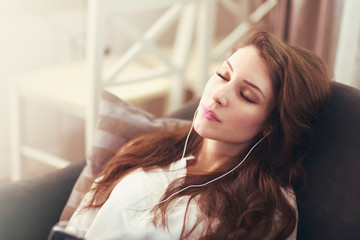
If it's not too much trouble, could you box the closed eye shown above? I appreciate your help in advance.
[216,72,229,81]
[240,92,256,103]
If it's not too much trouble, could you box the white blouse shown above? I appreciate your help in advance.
[67,156,298,239]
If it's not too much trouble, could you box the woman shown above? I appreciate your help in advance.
[67,30,332,239]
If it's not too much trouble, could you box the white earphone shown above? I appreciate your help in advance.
[154,107,267,206]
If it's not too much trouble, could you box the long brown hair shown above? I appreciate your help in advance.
[87,30,332,239]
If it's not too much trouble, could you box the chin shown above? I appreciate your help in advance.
[193,123,208,138]
[193,125,217,141]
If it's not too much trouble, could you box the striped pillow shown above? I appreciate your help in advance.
[60,91,191,221]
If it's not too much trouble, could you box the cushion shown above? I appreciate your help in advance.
[60,91,191,221]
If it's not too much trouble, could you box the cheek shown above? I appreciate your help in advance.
[230,107,268,133]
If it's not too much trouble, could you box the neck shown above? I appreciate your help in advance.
[189,138,249,174]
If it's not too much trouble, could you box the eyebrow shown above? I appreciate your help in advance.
[226,60,234,72]
[243,80,266,99]
[225,59,266,99]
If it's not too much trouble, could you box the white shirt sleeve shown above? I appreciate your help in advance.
[282,187,298,240]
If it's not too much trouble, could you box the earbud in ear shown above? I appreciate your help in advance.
[263,128,272,137]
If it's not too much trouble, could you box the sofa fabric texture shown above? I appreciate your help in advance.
[296,83,360,239]
[0,161,85,240]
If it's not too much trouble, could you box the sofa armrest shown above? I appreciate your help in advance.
[0,160,85,240]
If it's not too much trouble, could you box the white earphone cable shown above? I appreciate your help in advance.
[155,108,267,206]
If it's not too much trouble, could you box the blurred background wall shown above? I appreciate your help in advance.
[0,0,87,181]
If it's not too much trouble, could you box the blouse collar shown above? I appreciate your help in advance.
[169,155,195,179]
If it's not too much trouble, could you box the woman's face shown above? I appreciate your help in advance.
[194,45,275,148]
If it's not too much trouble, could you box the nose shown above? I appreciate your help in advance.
[212,85,229,107]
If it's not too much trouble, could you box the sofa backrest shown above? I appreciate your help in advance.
[297,82,360,239]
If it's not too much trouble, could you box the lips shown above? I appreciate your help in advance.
[201,105,221,122]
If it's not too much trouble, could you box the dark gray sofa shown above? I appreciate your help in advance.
[1,82,360,240]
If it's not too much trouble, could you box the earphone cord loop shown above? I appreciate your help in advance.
[180,108,198,160]
[155,107,266,206]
